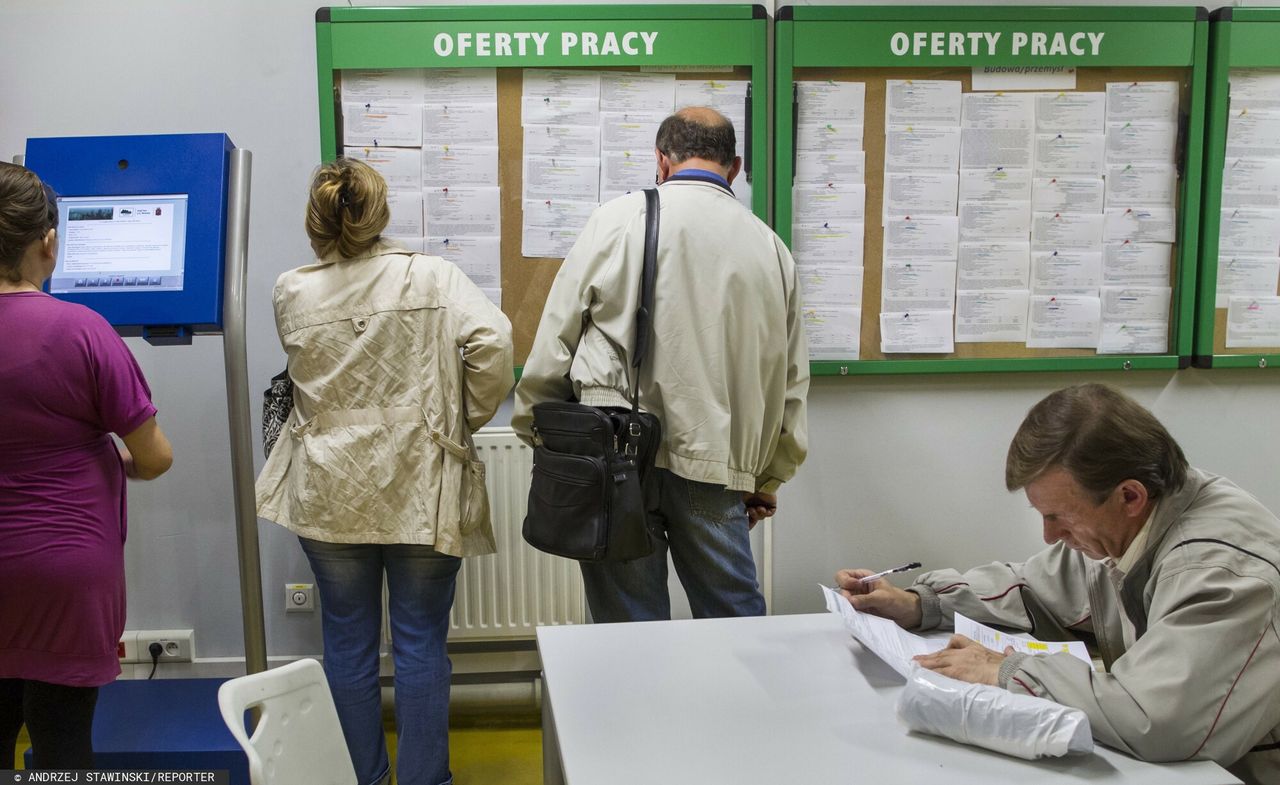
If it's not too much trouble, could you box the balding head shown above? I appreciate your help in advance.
[655,107,737,167]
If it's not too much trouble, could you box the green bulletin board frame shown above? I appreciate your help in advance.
[315,4,769,216]
[776,6,1208,376]
[1194,7,1280,370]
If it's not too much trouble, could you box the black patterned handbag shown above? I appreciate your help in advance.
[522,188,662,563]
[261,368,293,458]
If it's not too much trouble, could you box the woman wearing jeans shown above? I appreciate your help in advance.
[256,159,513,785]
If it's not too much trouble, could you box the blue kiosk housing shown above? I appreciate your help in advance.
[25,133,235,343]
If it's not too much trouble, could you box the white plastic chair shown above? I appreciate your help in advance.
[217,658,357,785]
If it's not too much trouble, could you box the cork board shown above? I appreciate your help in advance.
[497,65,752,364]
[793,66,1190,362]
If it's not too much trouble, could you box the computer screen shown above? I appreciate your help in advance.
[50,194,189,294]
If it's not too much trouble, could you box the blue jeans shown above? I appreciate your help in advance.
[579,468,766,622]
[299,538,461,785]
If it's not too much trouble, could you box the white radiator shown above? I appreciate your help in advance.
[383,427,586,644]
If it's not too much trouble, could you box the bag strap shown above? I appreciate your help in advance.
[630,188,660,412]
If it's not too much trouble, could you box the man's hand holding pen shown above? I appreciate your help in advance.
[834,566,925,630]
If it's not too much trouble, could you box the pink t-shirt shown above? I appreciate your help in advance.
[0,291,157,686]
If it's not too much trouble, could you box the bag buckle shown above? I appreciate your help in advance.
[629,422,641,437]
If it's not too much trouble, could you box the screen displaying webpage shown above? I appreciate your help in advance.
[50,194,189,294]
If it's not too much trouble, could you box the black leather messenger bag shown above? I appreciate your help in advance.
[522,188,662,562]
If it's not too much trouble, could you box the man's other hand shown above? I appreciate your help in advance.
[743,492,777,529]
[834,568,924,629]
[912,635,1011,686]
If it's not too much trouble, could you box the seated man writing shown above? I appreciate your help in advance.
[837,383,1280,784]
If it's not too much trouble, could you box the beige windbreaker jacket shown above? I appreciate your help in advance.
[909,469,1280,784]
[256,244,514,557]
[513,178,809,493]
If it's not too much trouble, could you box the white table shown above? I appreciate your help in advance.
[536,613,1240,785]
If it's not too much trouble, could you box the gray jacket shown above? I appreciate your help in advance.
[911,469,1280,784]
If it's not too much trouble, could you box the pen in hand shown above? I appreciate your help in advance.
[858,561,922,584]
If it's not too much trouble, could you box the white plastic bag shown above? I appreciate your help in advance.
[896,664,1094,759]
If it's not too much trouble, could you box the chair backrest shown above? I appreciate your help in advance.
[217,658,356,785]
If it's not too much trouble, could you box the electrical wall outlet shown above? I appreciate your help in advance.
[286,583,315,612]
[137,629,195,662]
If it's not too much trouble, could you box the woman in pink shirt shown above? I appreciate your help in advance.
[0,163,173,768]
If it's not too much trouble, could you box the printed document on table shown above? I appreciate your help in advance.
[600,71,675,114]
[1218,208,1280,254]
[599,151,652,201]
[1226,105,1280,159]
[523,124,600,158]
[820,585,941,678]
[1105,164,1177,208]
[1105,81,1179,124]
[793,185,866,224]
[600,112,665,151]
[343,102,423,147]
[959,168,1032,204]
[796,122,865,154]
[883,215,959,261]
[955,290,1029,343]
[803,307,862,361]
[424,186,501,237]
[884,174,956,217]
[959,201,1031,241]
[954,613,1094,669]
[880,310,955,354]
[1226,297,1280,347]
[427,236,501,289]
[798,80,866,124]
[523,69,601,100]
[1032,250,1102,295]
[881,261,957,312]
[1026,295,1101,348]
[791,222,865,266]
[1102,286,1172,323]
[385,190,423,236]
[522,96,600,127]
[884,125,961,173]
[344,146,423,191]
[423,68,497,102]
[796,150,865,185]
[886,80,962,126]
[1106,122,1178,164]
[1034,133,1105,176]
[422,145,499,187]
[1032,177,1104,213]
[1035,92,1105,133]
[1104,207,1176,244]
[957,243,1031,290]
[522,155,600,202]
[1098,322,1168,354]
[799,264,864,308]
[961,128,1034,169]
[962,92,1035,129]
[1032,212,1104,250]
[1104,243,1171,286]
[1216,256,1280,308]
[423,103,499,145]
[341,69,424,103]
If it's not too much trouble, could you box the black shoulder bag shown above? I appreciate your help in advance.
[522,188,663,563]
[262,368,294,458]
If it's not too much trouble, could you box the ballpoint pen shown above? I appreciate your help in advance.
[858,561,922,583]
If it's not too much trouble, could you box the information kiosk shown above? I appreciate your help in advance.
[23,133,267,674]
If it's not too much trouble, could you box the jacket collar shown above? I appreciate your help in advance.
[660,173,735,196]
[315,240,398,266]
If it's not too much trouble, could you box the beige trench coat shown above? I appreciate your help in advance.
[256,243,513,557]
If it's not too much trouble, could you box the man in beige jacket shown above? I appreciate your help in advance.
[514,107,809,623]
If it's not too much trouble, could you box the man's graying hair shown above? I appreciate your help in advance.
[655,108,737,167]
[1005,383,1188,504]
